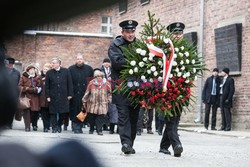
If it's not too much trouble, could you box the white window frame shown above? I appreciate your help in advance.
[101,16,112,35]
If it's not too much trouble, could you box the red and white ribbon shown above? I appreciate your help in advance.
[146,37,175,91]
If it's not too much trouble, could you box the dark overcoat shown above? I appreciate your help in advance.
[202,75,221,105]
[45,67,73,114]
[68,64,93,121]
[221,77,235,108]
[108,36,132,105]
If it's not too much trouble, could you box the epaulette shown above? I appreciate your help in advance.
[113,36,125,46]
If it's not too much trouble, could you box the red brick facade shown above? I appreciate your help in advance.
[4,0,250,129]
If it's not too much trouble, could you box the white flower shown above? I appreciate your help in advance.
[143,79,148,83]
[172,61,177,66]
[143,57,148,62]
[140,50,147,56]
[192,59,195,64]
[130,60,136,66]
[160,70,163,73]
[148,56,154,61]
[163,38,170,44]
[150,66,156,72]
[127,82,133,88]
[136,48,142,54]
[180,60,184,65]
[133,81,139,87]
[186,59,190,64]
[186,72,191,77]
[183,74,187,78]
[149,53,155,57]
[158,61,163,66]
[153,71,158,76]
[175,68,179,72]
[181,66,185,71]
[179,53,184,57]
[134,67,138,73]
[177,72,182,77]
[149,78,154,83]
[195,76,198,81]
[180,46,185,50]
[193,68,197,73]
[147,70,152,74]
[139,62,145,67]
[129,69,133,75]
[158,77,163,82]
[175,48,179,52]
[173,54,177,58]
[169,74,173,78]
[185,79,190,84]
[185,52,189,57]
[141,75,146,80]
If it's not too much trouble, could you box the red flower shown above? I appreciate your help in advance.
[147,91,152,96]
[139,91,145,95]
[155,89,159,93]
[181,98,186,103]
[161,98,166,103]
[167,81,171,88]
[167,104,172,110]
[186,94,191,98]
[178,77,185,83]
[156,93,161,98]
[149,97,155,103]
[176,91,181,95]
[175,82,179,87]
[136,89,140,93]
[175,103,179,107]
[161,107,165,111]
[172,94,177,99]
[164,102,169,107]
[168,88,173,93]
[174,88,178,92]
[131,91,136,96]
[172,76,176,81]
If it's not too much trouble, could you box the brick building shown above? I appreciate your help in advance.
[4,0,250,130]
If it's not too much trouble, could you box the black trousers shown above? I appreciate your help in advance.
[204,95,218,129]
[220,96,231,130]
[50,113,68,130]
[160,116,181,150]
[41,107,50,129]
[137,107,153,131]
[116,104,140,147]
[87,113,105,132]
[30,112,39,127]
[155,111,165,133]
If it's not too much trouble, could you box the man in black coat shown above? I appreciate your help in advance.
[108,20,140,154]
[219,68,235,131]
[202,68,220,130]
[45,57,73,133]
[69,54,93,134]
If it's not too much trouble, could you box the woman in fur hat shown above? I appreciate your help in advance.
[18,64,41,131]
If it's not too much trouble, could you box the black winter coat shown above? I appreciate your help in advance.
[202,76,221,105]
[68,64,93,121]
[220,77,235,108]
[45,67,73,114]
[108,36,133,105]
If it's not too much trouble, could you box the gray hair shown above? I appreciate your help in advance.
[51,57,61,65]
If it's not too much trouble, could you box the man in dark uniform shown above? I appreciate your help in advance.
[108,20,140,154]
[159,22,184,157]
[45,57,73,133]
[202,68,221,130]
[219,68,235,131]
[69,54,93,134]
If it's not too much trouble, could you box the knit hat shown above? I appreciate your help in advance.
[222,68,230,74]
[103,58,110,63]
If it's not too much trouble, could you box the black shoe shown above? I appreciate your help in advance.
[224,129,231,131]
[97,132,103,136]
[218,127,225,131]
[52,129,57,133]
[211,128,217,130]
[74,130,80,134]
[147,129,154,134]
[64,126,68,131]
[130,148,136,154]
[121,144,132,154]
[158,132,162,135]
[58,127,62,133]
[173,145,183,157]
[159,148,171,155]
[109,131,114,134]
[89,130,94,134]
[44,128,49,132]
[205,127,208,130]
[137,131,141,136]
[33,126,38,131]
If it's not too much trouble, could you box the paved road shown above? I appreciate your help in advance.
[1,121,250,167]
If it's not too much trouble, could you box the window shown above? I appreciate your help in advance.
[101,16,112,34]
[30,22,58,31]
[141,0,150,5]
[119,0,127,14]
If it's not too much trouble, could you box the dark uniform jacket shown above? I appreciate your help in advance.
[68,64,93,121]
[7,68,20,98]
[45,67,73,114]
[108,36,132,105]
[202,75,221,105]
[220,77,235,108]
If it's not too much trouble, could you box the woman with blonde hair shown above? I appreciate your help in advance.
[82,68,112,135]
